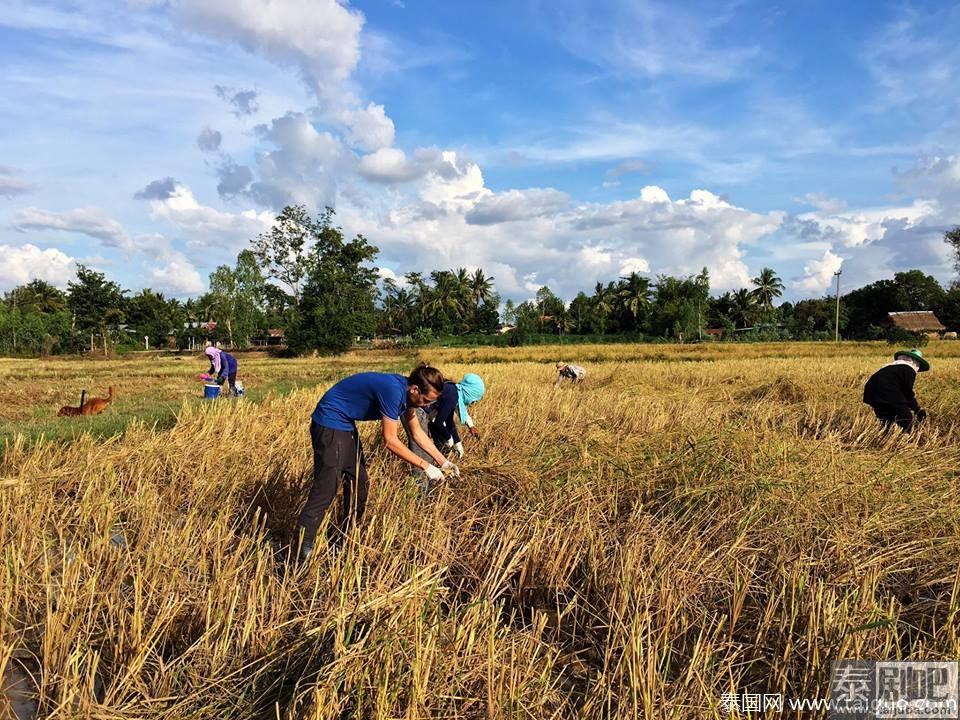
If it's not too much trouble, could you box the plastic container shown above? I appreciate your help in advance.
[203,383,221,400]
[234,380,244,397]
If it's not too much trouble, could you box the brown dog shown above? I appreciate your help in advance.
[57,390,85,417]
[82,386,114,415]
[57,387,114,416]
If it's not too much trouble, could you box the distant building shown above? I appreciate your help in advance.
[704,328,725,340]
[886,311,945,339]
[253,328,286,347]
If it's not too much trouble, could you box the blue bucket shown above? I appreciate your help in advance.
[203,383,221,400]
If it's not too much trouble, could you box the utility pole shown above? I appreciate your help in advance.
[697,299,702,341]
[833,268,843,343]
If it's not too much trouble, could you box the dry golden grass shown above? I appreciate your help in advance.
[2,342,960,718]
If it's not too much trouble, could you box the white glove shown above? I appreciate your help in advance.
[441,460,461,477]
[454,441,465,458]
[445,437,454,448]
[423,464,444,482]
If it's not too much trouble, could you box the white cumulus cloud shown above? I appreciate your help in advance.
[136,180,273,251]
[796,249,843,293]
[341,102,395,151]
[0,243,75,291]
[171,0,364,100]
[149,252,205,295]
[465,188,571,225]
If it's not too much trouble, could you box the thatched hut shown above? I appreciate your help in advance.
[886,311,946,339]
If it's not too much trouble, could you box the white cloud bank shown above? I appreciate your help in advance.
[0,243,75,291]
[790,156,960,293]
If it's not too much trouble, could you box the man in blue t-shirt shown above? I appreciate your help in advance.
[295,364,458,565]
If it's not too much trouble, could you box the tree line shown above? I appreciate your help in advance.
[3,208,960,356]
[505,266,960,344]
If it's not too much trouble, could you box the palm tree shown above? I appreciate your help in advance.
[393,288,415,333]
[750,267,784,311]
[404,271,424,290]
[731,288,756,329]
[469,268,494,308]
[454,267,471,294]
[592,282,614,333]
[11,280,67,314]
[618,273,652,322]
[453,267,473,327]
[382,282,416,335]
[425,271,466,327]
[403,272,426,327]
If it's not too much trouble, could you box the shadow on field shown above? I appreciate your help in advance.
[236,463,309,550]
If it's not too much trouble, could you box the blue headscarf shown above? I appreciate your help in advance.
[456,373,485,426]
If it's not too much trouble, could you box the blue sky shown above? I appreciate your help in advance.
[2,0,959,302]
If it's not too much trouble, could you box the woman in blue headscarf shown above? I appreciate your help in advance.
[401,373,486,487]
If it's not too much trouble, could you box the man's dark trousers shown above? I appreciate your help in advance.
[296,421,369,551]
[871,403,914,432]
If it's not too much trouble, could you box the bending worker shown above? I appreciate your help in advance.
[555,361,586,387]
[204,344,239,395]
[402,373,485,490]
[863,348,929,432]
[295,364,459,565]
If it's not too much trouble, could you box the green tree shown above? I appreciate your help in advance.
[842,270,945,339]
[209,266,240,347]
[750,267,784,312]
[591,282,615,333]
[936,283,960,331]
[617,272,652,330]
[125,289,182,348]
[379,278,417,335]
[894,269,945,309]
[535,286,565,334]
[454,267,472,313]
[469,269,494,307]
[708,291,736,331]
[468,268,496,333]
[2,283,76,356]
[404,271,428,331]
[512,300,541,335]
[286,208,380,354]
[67,265,126,353]
[208,250,267,347]
[251,204,319,307]
[649,269,710,339]
[568,292,592,334]
[8,280,67,315]
[474,291,502,334]
[730,288,757,329]
[423,271,466,333]
[261,284,294,330]
[945,226,960,277]
[786,297,845,339]
[502,298,517,326]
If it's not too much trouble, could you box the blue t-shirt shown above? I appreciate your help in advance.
[312,372,409,431]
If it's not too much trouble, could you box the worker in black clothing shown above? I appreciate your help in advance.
[401,373,485,492]
[863,348,929,432]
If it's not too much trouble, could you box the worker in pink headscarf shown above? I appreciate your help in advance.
[204,344,239,395]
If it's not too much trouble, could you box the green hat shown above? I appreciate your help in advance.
[894,348,930,372]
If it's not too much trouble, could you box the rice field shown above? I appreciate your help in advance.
[2,341,960,719]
